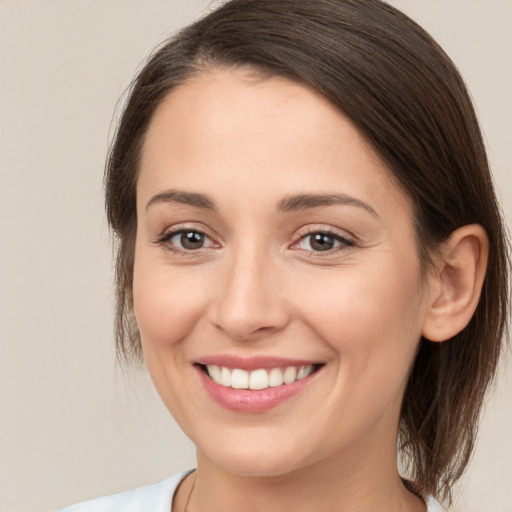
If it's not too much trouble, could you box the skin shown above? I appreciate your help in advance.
[133,68,436,512]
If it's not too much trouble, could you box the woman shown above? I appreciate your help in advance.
[60,0,509,510]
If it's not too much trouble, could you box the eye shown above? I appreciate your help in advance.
[162,229,217,251]
[296,231,354,252]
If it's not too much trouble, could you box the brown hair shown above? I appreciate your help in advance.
[105,0,509,504]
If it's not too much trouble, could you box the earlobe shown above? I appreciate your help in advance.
[422,224,489,343]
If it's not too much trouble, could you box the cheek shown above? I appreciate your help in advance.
[132,257,210,351]
[291,258,426,375]
[131,254,212,427]
[288,262,426,444]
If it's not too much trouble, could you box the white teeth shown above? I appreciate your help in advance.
[249,369,268,390]
[231,369,249,389]
[283,366,297,384]
[208,365,221,383]
[268,367,284,387]
[297,365,313,380]
[205,364,316,390]
[220,366,232,387]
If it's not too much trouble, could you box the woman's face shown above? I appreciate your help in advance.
[134,69,432,477]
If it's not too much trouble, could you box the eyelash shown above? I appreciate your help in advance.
[293,229,356,255]
[153,227,356,255]
[153,226,215,255]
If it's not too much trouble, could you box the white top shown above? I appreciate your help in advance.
[57,470,444,511]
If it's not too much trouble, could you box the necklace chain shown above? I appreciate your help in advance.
[182,472,197,512]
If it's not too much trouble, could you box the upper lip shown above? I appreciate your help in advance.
[195,354,322,371]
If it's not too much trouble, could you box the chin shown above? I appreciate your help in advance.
[197,435,311,478]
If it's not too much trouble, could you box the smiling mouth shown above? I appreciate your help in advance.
[197,363,323,390]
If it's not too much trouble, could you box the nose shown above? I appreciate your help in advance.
[208,245,290,342]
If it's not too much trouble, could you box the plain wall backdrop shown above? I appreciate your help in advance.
[0,1,510,511]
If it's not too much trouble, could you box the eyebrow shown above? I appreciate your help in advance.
[146,189,378,217]
[146,189,216,211]
[277,194,378,217]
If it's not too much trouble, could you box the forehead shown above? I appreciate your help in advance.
[143,68,373,163]
[138,68,412,220]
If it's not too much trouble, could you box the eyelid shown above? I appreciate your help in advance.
[152,223,221,252]
[290,225,357,252]
[152,223,357,254]
[170,230,217,248]
[294,224,356,241]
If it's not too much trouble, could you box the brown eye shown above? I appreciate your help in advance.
[310,233,335,251]
[297,232,353,252]
[159,227,217,253]
[177,231,205,250]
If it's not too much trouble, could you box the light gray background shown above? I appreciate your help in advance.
[1,1,510,511]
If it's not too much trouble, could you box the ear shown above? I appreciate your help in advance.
[422,224,489,342]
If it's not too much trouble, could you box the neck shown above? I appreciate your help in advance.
[185,436,425,512]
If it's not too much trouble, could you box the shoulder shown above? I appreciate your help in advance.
[402,479,444,512]
[425,495,445,512]
[57,471,192,512]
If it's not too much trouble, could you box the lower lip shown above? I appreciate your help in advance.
[196,366,319,413]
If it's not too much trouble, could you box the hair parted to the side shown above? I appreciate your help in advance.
[105,0,509,504]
